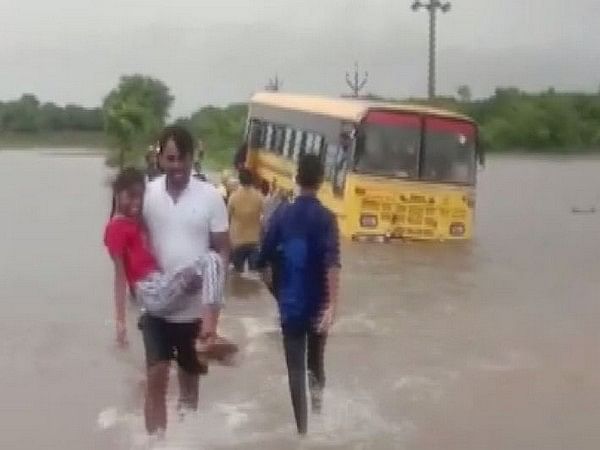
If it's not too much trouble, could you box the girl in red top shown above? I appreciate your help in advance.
[104,168,223,347]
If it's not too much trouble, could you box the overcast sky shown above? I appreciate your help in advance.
[0,0,596,117]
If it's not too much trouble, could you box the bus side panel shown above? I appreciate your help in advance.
[249,149,350,236]
[316,179,349,238]
[251,149,296,194]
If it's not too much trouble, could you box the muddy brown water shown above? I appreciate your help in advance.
[0,149,598,449]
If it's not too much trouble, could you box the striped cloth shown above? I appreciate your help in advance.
[195,251,225,309]
[136,251,225,315]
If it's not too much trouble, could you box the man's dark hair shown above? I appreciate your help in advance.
[296,154,324,189]
[238,168,253,187]
[158,125,195,157]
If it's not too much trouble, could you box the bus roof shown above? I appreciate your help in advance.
[250,92,474,124]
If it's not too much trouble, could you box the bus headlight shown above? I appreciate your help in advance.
[449,222,466,236]
[360,214,378,228]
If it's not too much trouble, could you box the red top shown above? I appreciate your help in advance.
[104,216,158,284]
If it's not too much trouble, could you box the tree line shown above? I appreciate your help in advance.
[363,87,600,152]
[421,87,600,152]
[0,94,103,133]
[3,77,600,168]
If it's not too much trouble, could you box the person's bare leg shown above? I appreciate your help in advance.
[145,362,170,434]
[177,367,199,411]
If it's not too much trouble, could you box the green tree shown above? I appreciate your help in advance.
[179,103,248,169]
[103,75,173,168]
[1,94,41,132]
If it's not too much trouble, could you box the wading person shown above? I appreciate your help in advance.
[233,140,248,171]
[141,126,229,435]
[192,139,207,182]
[258,154,341,435]
[145,146,161,182]
[228,168,263,273]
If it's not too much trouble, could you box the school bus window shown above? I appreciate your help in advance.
[265,124,274,150]
[421,118,476,184]
[355,112,420,179]
[305,132,315,155]
[274,126,286,154]
[312,134,323,156]
[248,119,263,148]
[288,130,297,159]
[333,143,349,195]
[259,122,266,147]
[282,128,293,158]
[292,130,303,161]
[324,143,338,181]
[261,123,268,147]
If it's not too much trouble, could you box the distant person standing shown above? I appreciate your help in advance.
[217,170,235,203]
[233,141,248,171]
[145,146,161,182]
[258,154,341,435]
[193,139,207,181]
[228,168,264,273]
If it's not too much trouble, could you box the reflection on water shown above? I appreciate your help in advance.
[0,150,599,449]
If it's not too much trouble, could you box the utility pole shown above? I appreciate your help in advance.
[345,62,368,98]
[411,0,451,99]
[265,74,282,92]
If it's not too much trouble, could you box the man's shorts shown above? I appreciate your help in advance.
[231,243,259,272]
[138,314,203,375]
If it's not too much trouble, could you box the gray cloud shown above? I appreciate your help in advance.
[0,0,596,116]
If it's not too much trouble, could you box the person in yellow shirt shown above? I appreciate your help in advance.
[228,168,264,272]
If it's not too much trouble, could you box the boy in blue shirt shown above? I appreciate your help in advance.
[258,154,341,435]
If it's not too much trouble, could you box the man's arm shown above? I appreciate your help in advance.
[210,231,230,268]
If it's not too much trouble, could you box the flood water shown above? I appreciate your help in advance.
[0,149,599,450]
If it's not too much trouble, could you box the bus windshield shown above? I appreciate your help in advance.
[354,111,477,185]
[421,117,477,185]
[354,111,420,178]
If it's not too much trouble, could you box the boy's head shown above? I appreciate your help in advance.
[296,154,324,191]
[238,168,253,187]
[158,126,195,190]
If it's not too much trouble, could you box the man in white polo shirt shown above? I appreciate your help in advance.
[141,126,229,435]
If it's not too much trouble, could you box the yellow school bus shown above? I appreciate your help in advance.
[245,92,481,241]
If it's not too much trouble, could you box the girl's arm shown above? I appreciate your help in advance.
[112,256,129,347]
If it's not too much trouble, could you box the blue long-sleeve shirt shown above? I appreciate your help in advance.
[259,194,341,333]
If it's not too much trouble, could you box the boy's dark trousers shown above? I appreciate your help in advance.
[282,329,327,435]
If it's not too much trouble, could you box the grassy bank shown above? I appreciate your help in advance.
[0,131,107,149]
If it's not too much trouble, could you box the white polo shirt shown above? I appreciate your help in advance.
[143,175,228,322]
